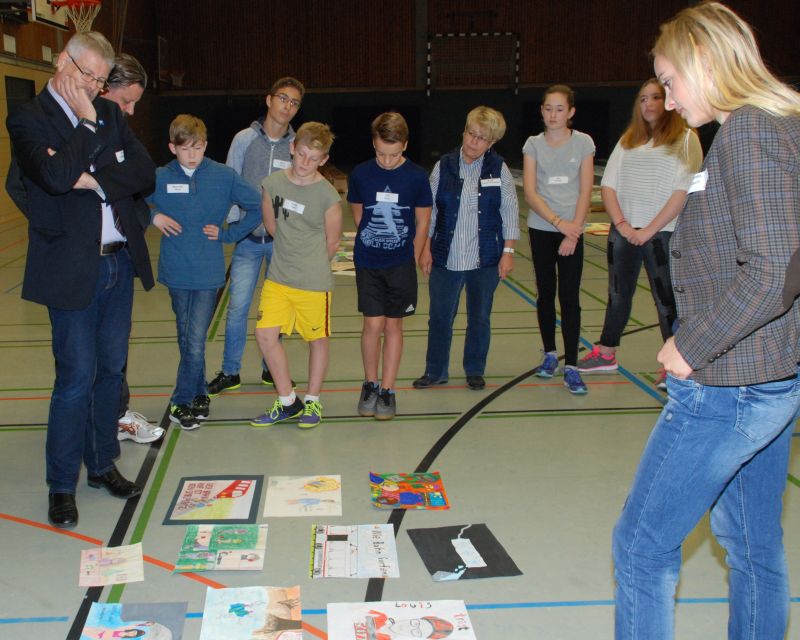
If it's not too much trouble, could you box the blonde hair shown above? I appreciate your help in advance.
[620,78,688,150]
[169,114,207,145]
[295,122,334,154]
[653,1,800,117]
[465,106,506,143]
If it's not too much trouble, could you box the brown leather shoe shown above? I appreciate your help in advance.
[48,493,78,528]
[87,467,142,499]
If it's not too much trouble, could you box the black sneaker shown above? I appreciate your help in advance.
[261,369,296,389]
[374,388,396,420]
[191,394,210,420]
[357,381,378,416]
[169,404,200,431]
[207,371,241,396]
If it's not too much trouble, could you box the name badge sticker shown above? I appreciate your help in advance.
[480,177,501,187]
[273,159,291,169]
[115,150,125,163]
[688,169,708,194]
[283,198,305,215]
[167,184,189,194]
[376,191,399,203]
[548,176,569,185]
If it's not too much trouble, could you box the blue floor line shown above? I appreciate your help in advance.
[9,596,800,626]
[501,278,666,405]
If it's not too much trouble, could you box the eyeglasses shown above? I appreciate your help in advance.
[69,54,108,89]
[465,129,492,144]
[273,93,301,109]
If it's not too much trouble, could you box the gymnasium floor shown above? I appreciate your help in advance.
[1,186,799,640]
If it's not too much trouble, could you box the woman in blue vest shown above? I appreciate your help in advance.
[414,106,519,391]
[523,85,595,394]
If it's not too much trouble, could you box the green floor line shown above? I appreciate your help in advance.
[107,426,182,603]
[788,473,800,489]
[207,287,231,341]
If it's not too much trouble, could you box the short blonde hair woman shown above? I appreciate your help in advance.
[613,3,800,639]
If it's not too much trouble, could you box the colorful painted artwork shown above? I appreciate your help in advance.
[369,472,450,510]
[310,524,399,579]
[263,475,342,517]
[79,543,144,587]
[327,600,476,640]
[198,585,302,640]
[80,602,187,640]
[174,524,268,573]
[163,475,263,524]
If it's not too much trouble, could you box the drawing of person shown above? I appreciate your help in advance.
[82,620,172,639]
[364,610,454,639]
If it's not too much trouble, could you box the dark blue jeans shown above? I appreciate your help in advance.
[46,250,134,493]
[424,265,500,379]
[168,288,217,406]
[600,227,676,347]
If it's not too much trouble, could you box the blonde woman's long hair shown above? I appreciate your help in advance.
[620,79,687,150]
[652,1,800,118]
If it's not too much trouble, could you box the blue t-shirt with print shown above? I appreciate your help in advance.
[347,159,433,269]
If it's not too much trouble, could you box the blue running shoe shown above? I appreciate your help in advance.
[535,351,559,378]
[250,398,305,427]
[564,366,588,394]
[297,400,323,429]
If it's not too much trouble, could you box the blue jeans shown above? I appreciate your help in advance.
[221,237,273,375]
[46,250,134,493]
[613,373,800,640]
[169,288,217,406]
[600,228,676,346]
[424,265,500,379]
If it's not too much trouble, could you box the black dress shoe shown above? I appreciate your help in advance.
[48,493,78,528]
[87,467,142,499]
[466,375,486,390]
[412,374,448,389]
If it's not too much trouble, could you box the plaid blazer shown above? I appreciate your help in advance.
[671,105,800,386]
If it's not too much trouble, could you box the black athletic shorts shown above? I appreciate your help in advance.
[356,260,418,318]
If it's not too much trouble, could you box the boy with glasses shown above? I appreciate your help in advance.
[207,77,305,397]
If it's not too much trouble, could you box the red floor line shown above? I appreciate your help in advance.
[0,379,633,402]
[0,237,27,253]
[0,512,329,638]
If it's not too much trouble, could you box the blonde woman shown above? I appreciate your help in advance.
[612,3,800,639]
[578,79,702,389]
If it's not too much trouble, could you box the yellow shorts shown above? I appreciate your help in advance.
[256,280,331,341]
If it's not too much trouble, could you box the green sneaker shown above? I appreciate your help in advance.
[298,400,323,429]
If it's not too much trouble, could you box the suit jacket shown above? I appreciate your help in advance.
[6,84,155,310]
[671,105,800,385]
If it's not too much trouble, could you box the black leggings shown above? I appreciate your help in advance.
[529,228,584,366]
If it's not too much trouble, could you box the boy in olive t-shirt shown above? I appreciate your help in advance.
[250,122,342,429]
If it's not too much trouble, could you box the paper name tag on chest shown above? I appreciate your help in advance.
[283,198,305,214]
[548,176,569,185]
[375,191,399,203]
[451,538,487,568]
[272,159,291,169]
[480,177,501,187]
[167,183,189,194]
[688,169,708,194]
[115,150,125,163]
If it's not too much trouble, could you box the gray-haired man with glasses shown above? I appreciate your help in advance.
[206,77,306,397]
[6,32,156,528]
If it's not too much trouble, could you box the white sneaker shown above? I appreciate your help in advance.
[118,410,165,443]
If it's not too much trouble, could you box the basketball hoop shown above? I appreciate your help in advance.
[50,0,102,33]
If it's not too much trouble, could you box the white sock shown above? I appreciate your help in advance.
[304,394,320,403]
[279,392,297,405]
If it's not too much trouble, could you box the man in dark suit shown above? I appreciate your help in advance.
[6,32,156,528]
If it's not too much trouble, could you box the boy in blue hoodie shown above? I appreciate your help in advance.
[148,114,262,430]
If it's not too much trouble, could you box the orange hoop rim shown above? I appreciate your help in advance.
[49,0,102,7]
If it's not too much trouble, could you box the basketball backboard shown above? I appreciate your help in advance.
[29,0,68,29]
